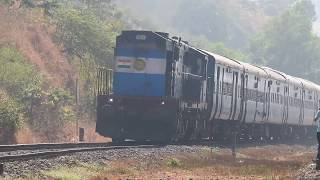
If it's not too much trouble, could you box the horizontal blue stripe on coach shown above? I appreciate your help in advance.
[113,72,165,97]
[116,48,166,59]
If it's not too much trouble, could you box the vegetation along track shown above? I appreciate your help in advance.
[0,142,158,162]
[0,138,315,163]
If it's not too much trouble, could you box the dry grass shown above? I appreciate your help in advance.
[78,121,111,143]
[15,121,111,144]
[15,124,44,144]
[42,163,105,180]
[92,144,314,180]
[16,144,312,179]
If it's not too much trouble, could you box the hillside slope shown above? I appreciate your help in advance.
[0,6,75,88]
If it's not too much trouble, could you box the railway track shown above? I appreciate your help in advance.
[0,137,315,163]
[0,142,159,162]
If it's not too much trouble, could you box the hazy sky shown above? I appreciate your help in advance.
[311,0,320,22]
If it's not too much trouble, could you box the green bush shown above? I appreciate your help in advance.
[0,90,21,143]
[53,6,117,66]
[167,158,182,168]
[0,46,42,102]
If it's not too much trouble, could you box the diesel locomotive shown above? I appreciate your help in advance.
[96,30,319,142]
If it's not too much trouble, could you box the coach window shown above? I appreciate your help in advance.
[254,76,258,88]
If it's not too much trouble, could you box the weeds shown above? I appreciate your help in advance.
[42,163,105,180]
[108,167,131,175]
[167,158,182,168]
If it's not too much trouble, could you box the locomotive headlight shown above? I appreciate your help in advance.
[161,101,165,105]
[108,98,114,103]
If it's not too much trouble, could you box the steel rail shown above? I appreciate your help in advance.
[0,145,158,162]
[0,142,114,152]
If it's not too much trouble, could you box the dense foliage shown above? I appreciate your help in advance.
[250,0,320,83]
[54,5,117,66]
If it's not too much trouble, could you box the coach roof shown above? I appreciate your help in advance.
[242,63,268,78]
[199,49,243,70]
[261,67,287,82]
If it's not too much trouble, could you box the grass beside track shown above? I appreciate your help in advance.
[2,144,314,180]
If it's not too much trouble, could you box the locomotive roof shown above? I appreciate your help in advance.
[199,49,243,70]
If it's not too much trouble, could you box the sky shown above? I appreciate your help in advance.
[312,0,320,22]
[311,0,320,35]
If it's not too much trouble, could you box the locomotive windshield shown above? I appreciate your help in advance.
[113,31,168,97]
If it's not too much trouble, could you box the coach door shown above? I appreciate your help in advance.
[254,75,265,122]
[282,85,289,124]
[241,73,249,123]
[229,71,239,121]
[265,80,272,122]
[212,65,222,121]
[219,66,234,120]
[299,86,305,125]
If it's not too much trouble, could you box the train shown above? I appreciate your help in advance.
[96,30,319,142]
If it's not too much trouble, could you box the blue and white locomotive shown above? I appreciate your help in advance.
[96,30,319,142]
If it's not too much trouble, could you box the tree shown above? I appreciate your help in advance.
[249,0,320,82]
[173,0,249,49]
[54,6,118,66]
